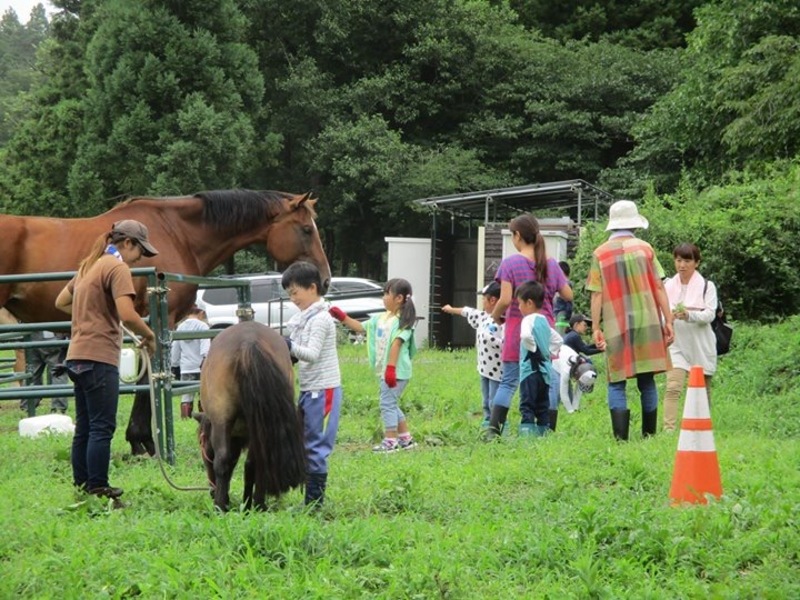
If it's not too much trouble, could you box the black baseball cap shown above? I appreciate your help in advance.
[569,313,591,327]
[478,281,501,298]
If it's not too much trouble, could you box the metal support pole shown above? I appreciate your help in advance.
[430,209,438,347]
[144,271,169,464]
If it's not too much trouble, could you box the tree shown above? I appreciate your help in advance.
[2,0,267,215]
[0,5,49,145]
[68,0,264,203]
[506,0,703,50]
[239,0,677,274]
[623,0,800,194]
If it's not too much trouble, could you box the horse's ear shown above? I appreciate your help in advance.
[288,192,314,210]
[299,192,315,206]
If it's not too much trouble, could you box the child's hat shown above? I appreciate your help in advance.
[478,281,501,298]
[569,313,591,327]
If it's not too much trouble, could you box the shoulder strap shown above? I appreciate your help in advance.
[703,278,724,319]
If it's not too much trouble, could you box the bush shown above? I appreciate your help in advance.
[571,162,800,322]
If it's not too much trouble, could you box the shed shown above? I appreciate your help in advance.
[413,179,612,347]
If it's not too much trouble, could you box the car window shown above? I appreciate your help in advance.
[201,287,238,305]
[252,279,282,302]
[331,281,380,294]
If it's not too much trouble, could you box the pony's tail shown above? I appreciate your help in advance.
[235,341,306,496]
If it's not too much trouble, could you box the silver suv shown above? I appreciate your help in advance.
[196,274,385,332]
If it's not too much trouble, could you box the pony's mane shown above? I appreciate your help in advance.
[119,190,303,230]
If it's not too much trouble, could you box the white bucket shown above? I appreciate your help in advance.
[19,414,74,438]
[120,348,138,382]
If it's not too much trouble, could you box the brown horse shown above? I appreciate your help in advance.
[197,321,305,511]
[0,189,330,454]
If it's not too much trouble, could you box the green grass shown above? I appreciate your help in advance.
[1,318,799,598]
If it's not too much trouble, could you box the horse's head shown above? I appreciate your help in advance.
[268,193,331,293]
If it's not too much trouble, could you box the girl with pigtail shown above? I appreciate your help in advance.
[487,214,572,438]
[330,278,418,452]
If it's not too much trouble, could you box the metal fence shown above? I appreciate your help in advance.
[0,268,254,464]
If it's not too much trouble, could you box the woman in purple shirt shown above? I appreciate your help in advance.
[486,214,572,439]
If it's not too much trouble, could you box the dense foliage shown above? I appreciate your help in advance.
[0,1,798,317]
[624,0,800,194]
[571,162,800,322]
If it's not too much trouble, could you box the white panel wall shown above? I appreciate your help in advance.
[385,237,431,347]
[501,229,569,262]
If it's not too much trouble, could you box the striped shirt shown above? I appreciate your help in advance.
[495,254,568,362]
[286,300,341,391]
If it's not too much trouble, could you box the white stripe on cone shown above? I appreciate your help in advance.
[683,387,711,419]
[677,430,717,452]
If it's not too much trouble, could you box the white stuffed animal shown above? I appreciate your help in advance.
[552,344,598,413]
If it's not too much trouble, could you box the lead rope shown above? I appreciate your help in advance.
[122,324,210,492]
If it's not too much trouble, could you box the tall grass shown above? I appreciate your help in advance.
[0,318,798,598]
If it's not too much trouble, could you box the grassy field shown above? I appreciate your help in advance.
[1,319,798,598]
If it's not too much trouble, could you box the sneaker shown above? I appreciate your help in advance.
[372,439,399,453]
[398,437,417,450]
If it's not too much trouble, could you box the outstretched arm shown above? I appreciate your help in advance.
[329,306,366,333]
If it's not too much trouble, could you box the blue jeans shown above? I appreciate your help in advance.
[491,361,519,410]
[67,361,120,490]
[299,387,342,474]
[480,376,500,421]
[379,379,409,429]
[607,373,658,413]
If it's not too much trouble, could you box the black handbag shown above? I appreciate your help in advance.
[704,280,732,356]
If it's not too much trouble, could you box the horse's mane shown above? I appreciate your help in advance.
[196,190,295,230]
[119,190,301,230]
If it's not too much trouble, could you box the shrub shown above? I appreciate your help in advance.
[571,162,800,321]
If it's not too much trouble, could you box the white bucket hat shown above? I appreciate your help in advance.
[605,200,649,231]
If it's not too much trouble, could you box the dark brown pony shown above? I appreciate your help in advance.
[197,321,305,511]
[0,190,330,454]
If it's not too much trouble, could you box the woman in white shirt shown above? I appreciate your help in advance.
[663,242,718,432]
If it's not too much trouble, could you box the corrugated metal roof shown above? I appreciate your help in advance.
[414,179,613,225]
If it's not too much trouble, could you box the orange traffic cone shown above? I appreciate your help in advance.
[669,366,723,505]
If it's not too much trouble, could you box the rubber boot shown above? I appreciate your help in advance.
[305,472,328,508]
[610,409,630,441]
[518,423,537,437]
[180,402,193,419]
[484,405,509,441]
[642,409,658,438]
[548,409,559,433]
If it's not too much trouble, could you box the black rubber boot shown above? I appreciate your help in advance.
[484,405,509,441]
[548,409,559,432]
[305,472,328,508]
[610,409,631,441]
[642,409,658,438]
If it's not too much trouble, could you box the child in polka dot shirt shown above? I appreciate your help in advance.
[442,282,504,428]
